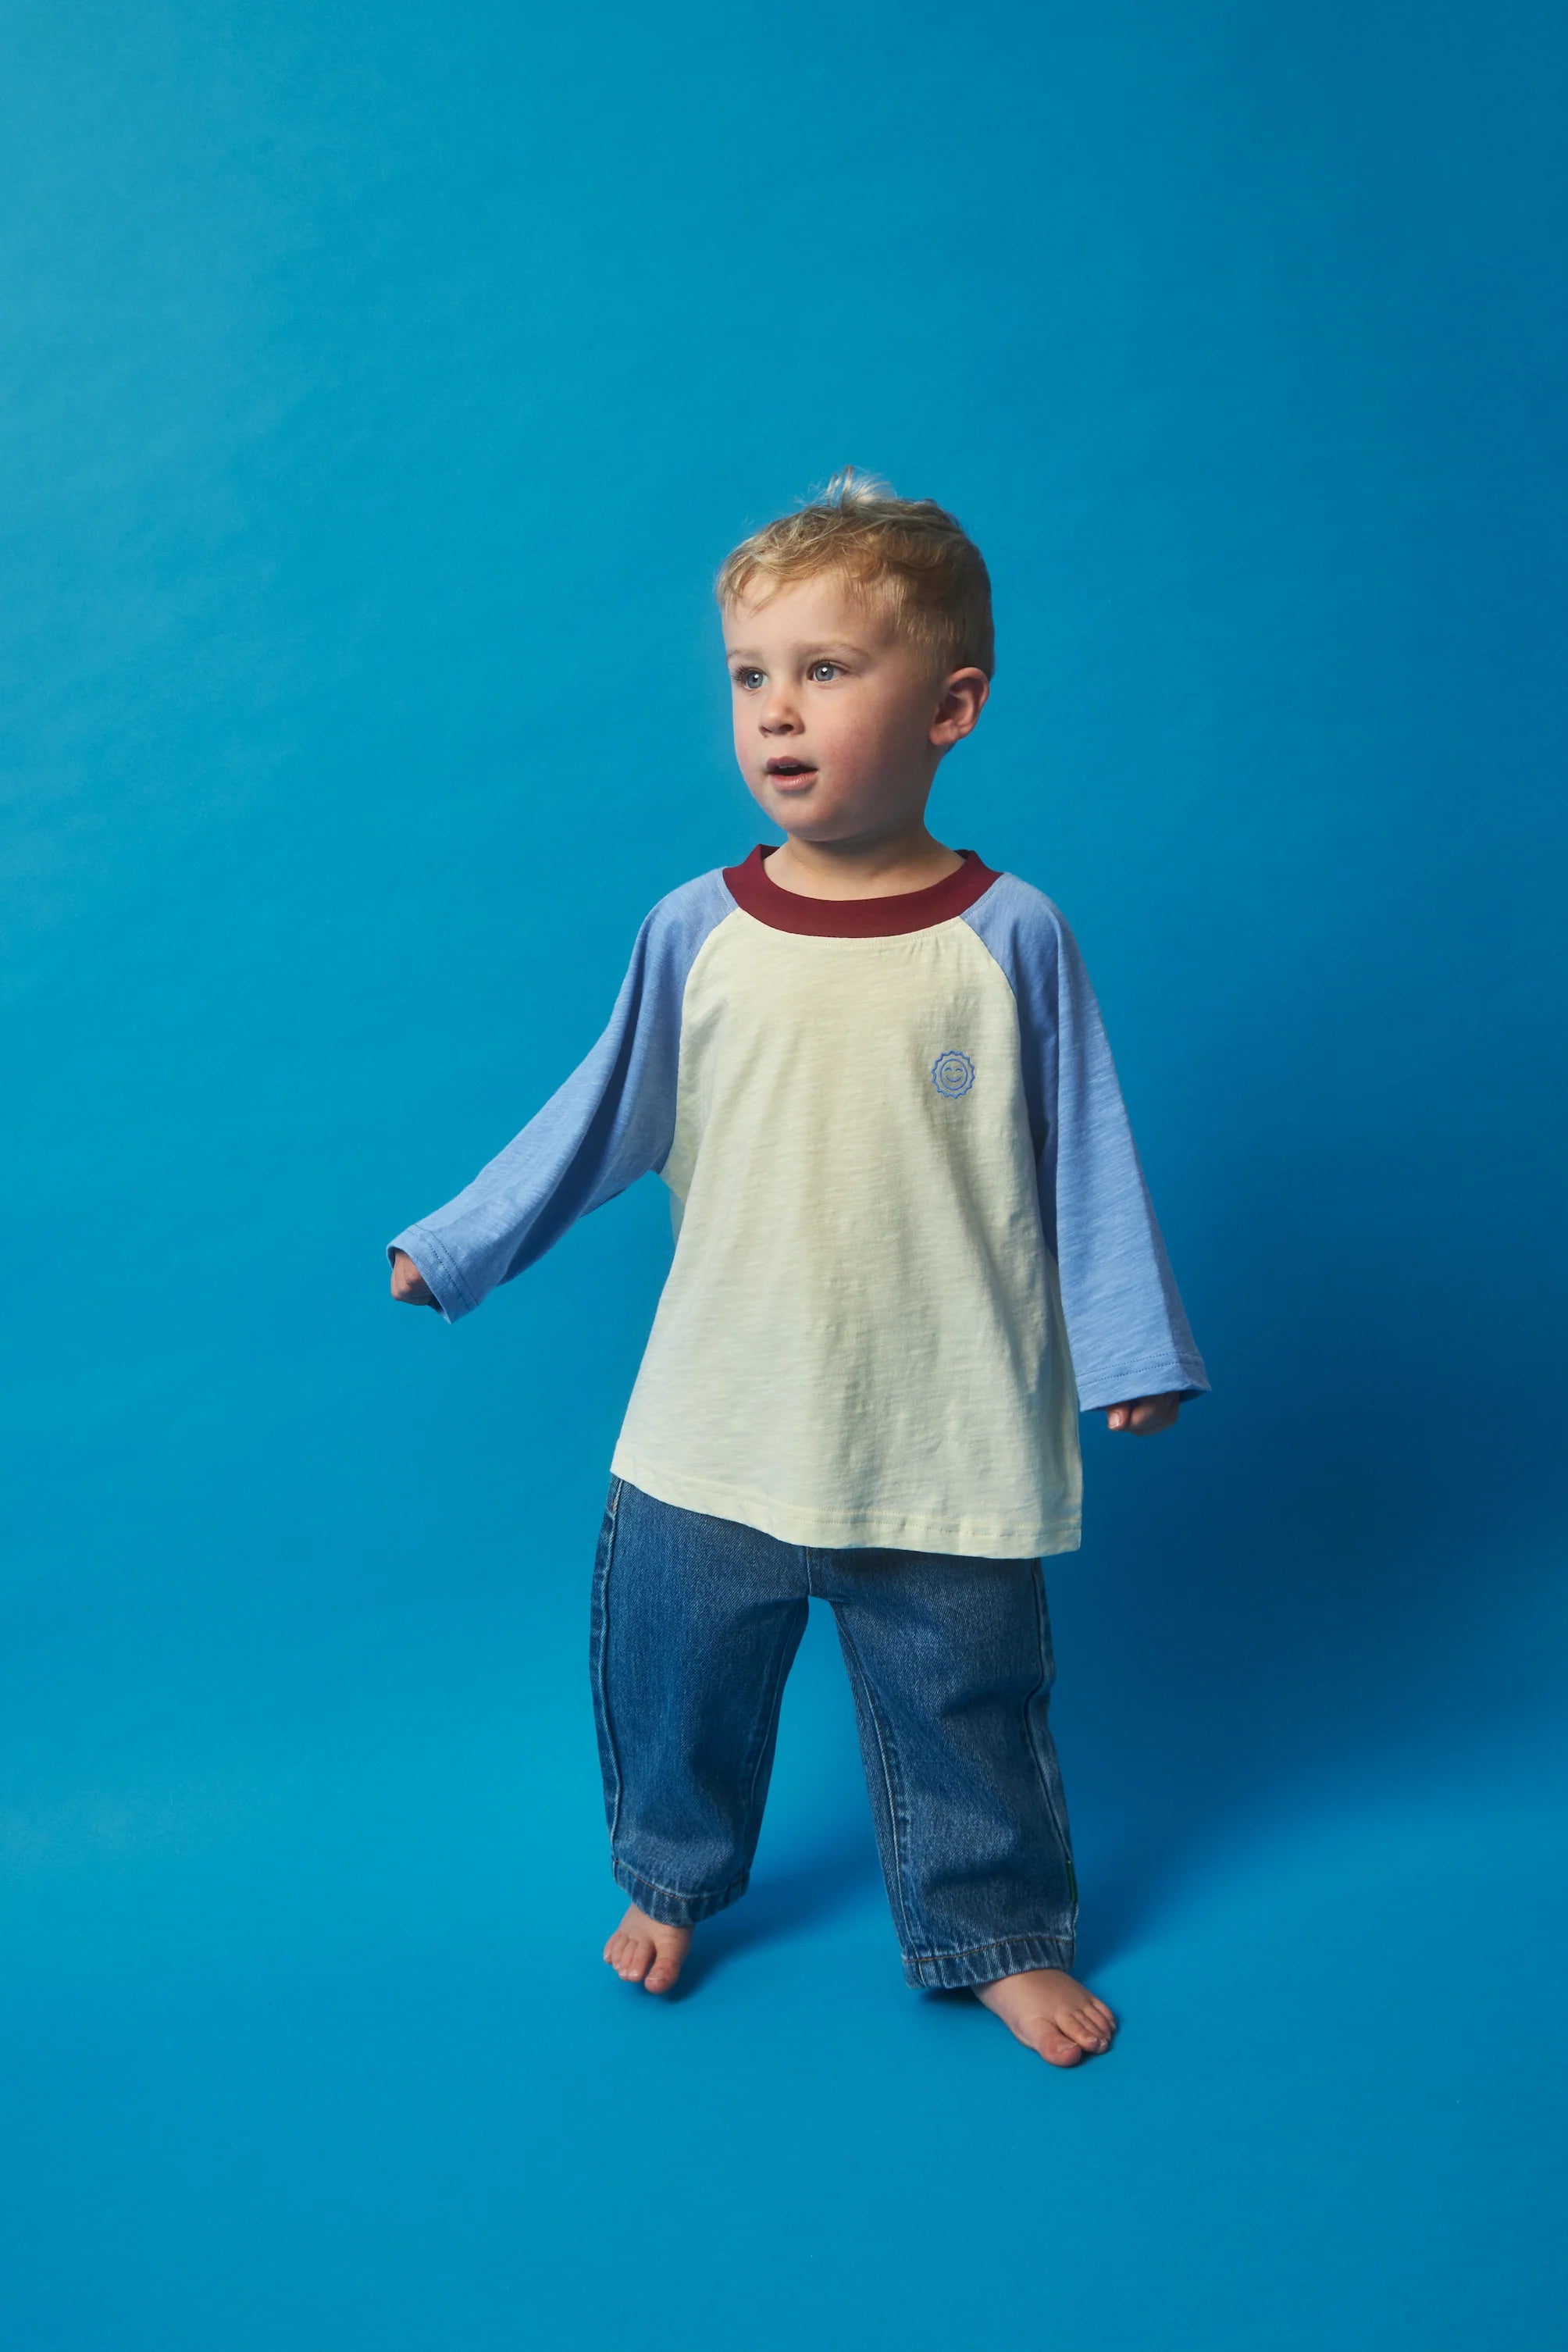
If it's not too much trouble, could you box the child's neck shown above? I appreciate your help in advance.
[764,818,964,902]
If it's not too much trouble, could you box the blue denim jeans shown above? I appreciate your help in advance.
[589,1477,1079,1990]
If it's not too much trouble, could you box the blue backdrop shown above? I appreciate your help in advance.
[4,3,1564,2346]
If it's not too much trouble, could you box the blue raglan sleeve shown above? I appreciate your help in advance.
[385,872,733,1324]
[964,877,1210,1413]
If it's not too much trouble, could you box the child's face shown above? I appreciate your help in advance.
[723,575,985,843]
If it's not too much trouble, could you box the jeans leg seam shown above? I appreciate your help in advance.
[738,1606,803,1856]
[1025,1566,1078,1919]
[835,1612,924,1958]
[590,1477,626,1852]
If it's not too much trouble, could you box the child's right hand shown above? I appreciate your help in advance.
[389,1249,438,1309]
[1104,1392,1181,1434]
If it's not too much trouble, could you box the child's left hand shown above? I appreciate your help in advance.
[1104,1393,1182,1435]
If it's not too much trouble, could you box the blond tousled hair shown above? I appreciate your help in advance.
[715,468,995,679]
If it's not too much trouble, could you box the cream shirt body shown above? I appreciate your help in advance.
[610,908,1082,1557]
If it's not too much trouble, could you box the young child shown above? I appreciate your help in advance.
[387,471,1208,2068]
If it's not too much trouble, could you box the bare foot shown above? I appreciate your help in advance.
[973,1967,1117,2067]
[602,1901,693,1994]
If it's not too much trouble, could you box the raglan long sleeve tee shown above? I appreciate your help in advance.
[386,846,1210,1559]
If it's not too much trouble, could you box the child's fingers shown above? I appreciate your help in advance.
[389,1251,437,1307]
[1107,1395,1179,1434]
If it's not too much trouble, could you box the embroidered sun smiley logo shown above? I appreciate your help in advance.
[930,1049,976,1099]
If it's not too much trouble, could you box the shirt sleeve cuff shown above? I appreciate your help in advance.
[385,1225,479,1324]
[1075,1359,1211,1413]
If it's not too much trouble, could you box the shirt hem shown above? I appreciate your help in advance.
[608,1449,1082,1561]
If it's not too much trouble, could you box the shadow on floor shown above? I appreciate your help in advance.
[672,1823,883,1994]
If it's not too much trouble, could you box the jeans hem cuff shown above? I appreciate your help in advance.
[611,1858,750,1929]
[903,1931,1076,1990]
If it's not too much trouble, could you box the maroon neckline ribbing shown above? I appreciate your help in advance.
[722,845,1000,938]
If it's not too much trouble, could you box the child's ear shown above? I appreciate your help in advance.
[932,667,990,746]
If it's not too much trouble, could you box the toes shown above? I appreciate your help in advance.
[1074,1992,1117,2040]
[606,1936,679,1987]
[1035,2028,1085,2068]
[605,1912,690,1993]
[644,1934,688,1993]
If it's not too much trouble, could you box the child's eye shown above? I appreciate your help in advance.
[732,668,765,691]
[808,661,841,682]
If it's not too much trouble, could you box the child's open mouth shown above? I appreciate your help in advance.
[765,759,818,789]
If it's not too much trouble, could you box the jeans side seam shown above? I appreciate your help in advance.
[590,1477,626,1851]
[1025,1565,1078,1915]
[834,1611,924,1958]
